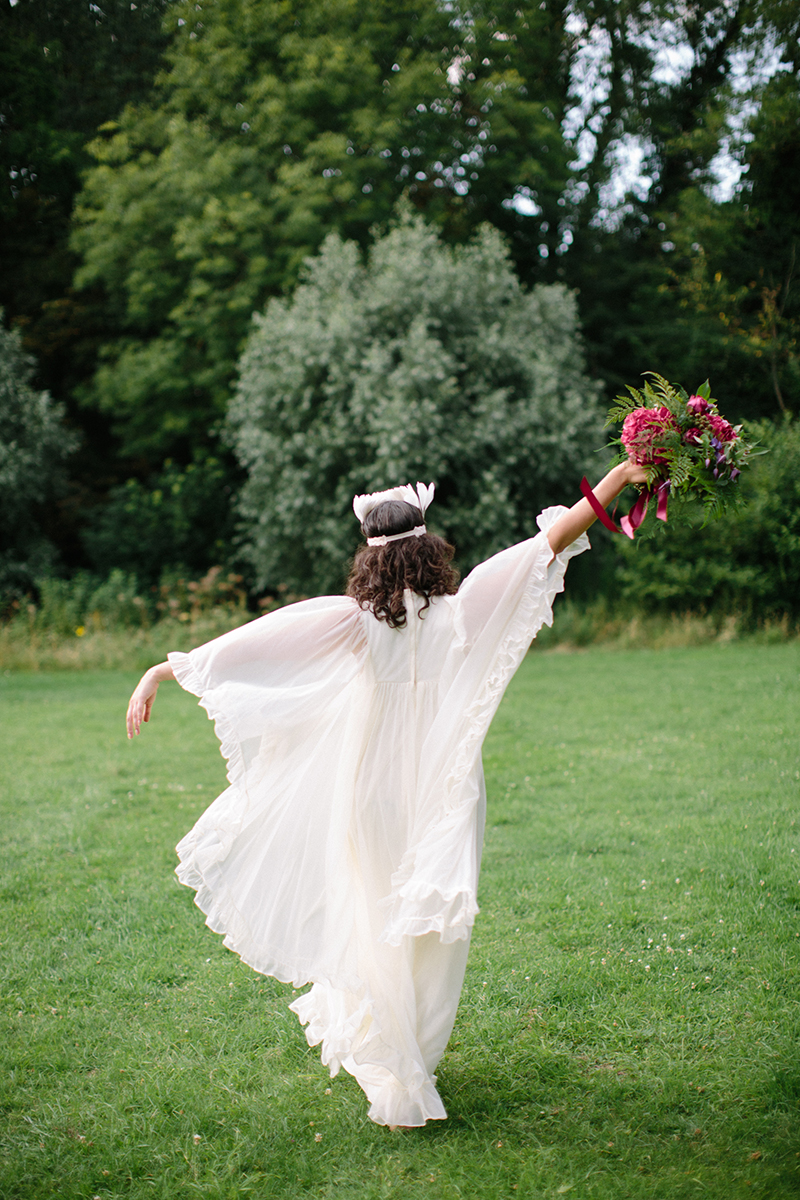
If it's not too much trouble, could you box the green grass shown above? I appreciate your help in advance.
[1,646,799,1199]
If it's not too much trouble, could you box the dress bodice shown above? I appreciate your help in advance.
[363,591,458,685]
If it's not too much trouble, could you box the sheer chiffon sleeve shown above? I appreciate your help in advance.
[168,596,366,787]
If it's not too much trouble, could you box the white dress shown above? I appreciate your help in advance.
[169,509,588,1127]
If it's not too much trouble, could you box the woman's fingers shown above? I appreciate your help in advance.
[126,677,156,738]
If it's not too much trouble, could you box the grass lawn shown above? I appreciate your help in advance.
[1,644,798,1199]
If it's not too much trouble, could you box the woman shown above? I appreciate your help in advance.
[126,462,645,1128]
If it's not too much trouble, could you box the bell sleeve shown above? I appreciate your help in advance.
[167,596,366,788]
[167,597,370,988]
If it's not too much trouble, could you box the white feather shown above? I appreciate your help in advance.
[352,482,435,527]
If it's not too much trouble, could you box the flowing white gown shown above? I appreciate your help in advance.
[169,509,588,1126]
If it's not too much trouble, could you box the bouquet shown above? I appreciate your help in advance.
[586,373,760,538]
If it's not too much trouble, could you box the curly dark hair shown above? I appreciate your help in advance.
[346,499,459,629]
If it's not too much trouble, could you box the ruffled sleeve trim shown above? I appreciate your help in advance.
[168,649,247,787]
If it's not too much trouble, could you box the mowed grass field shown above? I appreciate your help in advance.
[1,644,798,1199]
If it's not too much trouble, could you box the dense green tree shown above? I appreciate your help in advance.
[0,317,78,599]
[558,0,800,420]
[71,0,579,467]
[228,217,604,595]
[71,0,798,467]
[81,455,236,585]
[652,65,800,420]
[7,0,797,592]
[0,0,171,375]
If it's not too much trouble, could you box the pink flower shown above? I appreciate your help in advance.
[687,395,711,416]
[621,406,676,466]
[707,413,737,442]
[684,427,702,444]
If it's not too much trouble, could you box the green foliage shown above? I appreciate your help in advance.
[0,0,171,381]
[561,2,800,424]
[24,569,149,637]
[614,417,800,620]
[229,216,603,594]
[0,317,78,598]
[69,0,580,464]
[81,456,237,586]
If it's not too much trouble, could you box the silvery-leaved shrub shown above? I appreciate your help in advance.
[229,215,604,595]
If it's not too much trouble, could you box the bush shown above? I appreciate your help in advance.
[0,317,78,603]
[6,565,248,639]
[81,455,237,587]
[613,418,800,622]
[229,214,604,595]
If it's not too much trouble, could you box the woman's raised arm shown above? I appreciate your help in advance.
[126,661,175,739]
[546,460,648,555]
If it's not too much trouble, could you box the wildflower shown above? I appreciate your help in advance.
[75,626,86,637]
[315,1132,323,1142]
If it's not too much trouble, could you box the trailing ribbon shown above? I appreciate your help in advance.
[580,476,670,540]
[580,476,622,533]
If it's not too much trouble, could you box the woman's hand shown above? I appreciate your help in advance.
[126,661,175,738]
[617,457,649,487]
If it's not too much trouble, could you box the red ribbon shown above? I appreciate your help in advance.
[580,476,670,540]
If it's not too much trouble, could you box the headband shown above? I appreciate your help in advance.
[367,525,427,547]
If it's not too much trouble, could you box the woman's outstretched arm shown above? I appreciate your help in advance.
[126,661,175,739]
[546,460,648,555]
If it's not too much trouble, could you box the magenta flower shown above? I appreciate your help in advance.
[621,406,676,466]
[687,395,712,416]
[684,427,702,444]
[707,413,738,442]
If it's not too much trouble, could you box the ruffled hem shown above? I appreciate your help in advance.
[379,521,589,947]
[175,828,361,994]
[290,985,447,1127]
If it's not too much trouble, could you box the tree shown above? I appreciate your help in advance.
[0,317,78,599]
[0,0,171,371]
[70,0,579,466]
[80,455,237,586]
[228,216,604,595]
[556,1,800,424]
[653,64,800,421]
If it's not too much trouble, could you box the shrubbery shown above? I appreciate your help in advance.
[229,215,604,594]
[0,319,78,603]
[81,456,237,587]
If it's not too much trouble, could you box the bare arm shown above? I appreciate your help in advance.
[546,460,648,555]
[126,660,175,739]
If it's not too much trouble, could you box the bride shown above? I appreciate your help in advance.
[126,462,645,1128]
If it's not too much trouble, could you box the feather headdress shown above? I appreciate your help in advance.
[352,482,435,528]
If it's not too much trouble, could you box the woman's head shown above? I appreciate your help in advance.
[347,498,458,628]
[361,499,423,540]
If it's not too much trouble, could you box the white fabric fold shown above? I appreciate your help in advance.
[170,509,588,1126]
